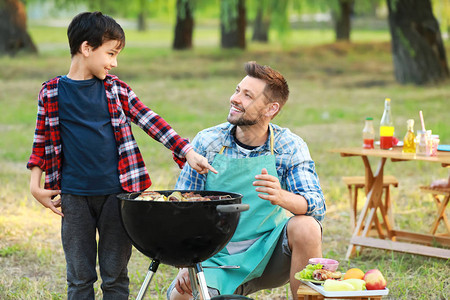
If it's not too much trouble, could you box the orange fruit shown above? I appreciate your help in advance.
[344,268,365,280]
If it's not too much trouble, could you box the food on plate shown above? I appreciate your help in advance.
[343,267,365,280]
[308,257,339,271]
[312,269,342,281]
[363,269,387,290]
[295,259,343,282]
[343,279,366,291]
[295,263,324,280]
[323,279,355,292]
[135,191,232,202]
[297,263,387,293]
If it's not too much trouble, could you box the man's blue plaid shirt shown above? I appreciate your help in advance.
[176,122,326,222]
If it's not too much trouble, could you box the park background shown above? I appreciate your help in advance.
[1,0,449,299]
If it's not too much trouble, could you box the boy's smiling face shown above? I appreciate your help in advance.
[84,40,122,80]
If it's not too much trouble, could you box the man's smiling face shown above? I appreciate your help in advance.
[227,76,270,126]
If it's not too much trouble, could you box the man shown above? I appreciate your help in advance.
[167,61,325,299]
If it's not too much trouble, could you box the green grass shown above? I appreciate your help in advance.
[1,19,449,299]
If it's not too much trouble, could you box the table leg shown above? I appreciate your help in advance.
[373,210,385,239]
[346,157,387,259]
[430,194,450,235]
[347,185,357,229]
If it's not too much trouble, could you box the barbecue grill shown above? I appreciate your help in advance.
[118,190,251,300]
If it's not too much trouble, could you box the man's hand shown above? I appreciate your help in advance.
[31,186,63,217]
[185,149,218,175]
[174,268,192,296]
[253,168,284,206]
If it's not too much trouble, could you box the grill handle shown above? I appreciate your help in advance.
[216,204,249,213]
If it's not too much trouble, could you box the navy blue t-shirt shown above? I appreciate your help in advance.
[58,76,122,195]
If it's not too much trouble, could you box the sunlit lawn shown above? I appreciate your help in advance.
[1,18,449,299]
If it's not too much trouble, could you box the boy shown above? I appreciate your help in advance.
[27,11,215,299]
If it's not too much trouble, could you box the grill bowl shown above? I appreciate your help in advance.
[118,190,244,267]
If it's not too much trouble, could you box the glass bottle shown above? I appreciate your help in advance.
[379,98,394,150]
[362,117,375,149]
[402,119,416,153]
[416,130,431,156]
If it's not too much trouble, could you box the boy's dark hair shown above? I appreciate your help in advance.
[67,11,125,57]
[244,61,289,111]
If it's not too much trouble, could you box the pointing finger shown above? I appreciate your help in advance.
[207,164,218,174]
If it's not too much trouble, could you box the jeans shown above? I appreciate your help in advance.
[61,193,132,300]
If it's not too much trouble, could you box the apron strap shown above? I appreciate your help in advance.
[269,125,274,155]
[219,146,226,155]
[219,125,274,155]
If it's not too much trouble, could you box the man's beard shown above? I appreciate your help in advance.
[227,111,265,126]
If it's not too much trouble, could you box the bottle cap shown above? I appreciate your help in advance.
[385,98,391,102]
[366,117,373,120]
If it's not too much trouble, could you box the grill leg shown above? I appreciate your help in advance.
[189,263,211,300]
[188,267,200,299]
[136,260,160,300]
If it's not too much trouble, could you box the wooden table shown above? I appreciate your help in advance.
[330,147,450,259]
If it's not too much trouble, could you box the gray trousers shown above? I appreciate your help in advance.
[167,225,291,298]
[61,193,132,300]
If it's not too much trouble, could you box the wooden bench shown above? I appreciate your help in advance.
[342,176,399,229]
[419,186,450,236]
[297,283,383,300]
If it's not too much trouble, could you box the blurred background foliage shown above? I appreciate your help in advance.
[3,0,448,84]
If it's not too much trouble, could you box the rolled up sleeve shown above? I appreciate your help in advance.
[282,139,326,222]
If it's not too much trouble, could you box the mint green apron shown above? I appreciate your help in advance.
[203,125,289,295]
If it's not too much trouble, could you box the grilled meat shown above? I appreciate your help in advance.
[312,269,342,281]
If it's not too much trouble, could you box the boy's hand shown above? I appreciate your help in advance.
[31,187,63,217]
[173,268,192,296]
[185,150,218,175]
[30,166,63,217]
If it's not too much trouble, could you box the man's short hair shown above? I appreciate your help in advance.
[244,61,289,109]
[67,11,125,57]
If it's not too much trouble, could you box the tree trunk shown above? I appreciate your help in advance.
[0,0,37,56]
[387,0,449,85]
[137,0,147,31]
[221,0,246,49]
[173,0,194,50]
[138,12,146,31]
[335,0,354,41]
[252,3,270,42]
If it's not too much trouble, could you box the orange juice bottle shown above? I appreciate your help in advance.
[379,98,394,150]
[362,117,375,149]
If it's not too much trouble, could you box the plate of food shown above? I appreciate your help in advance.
[294,259,342,284]
[296,261,389,297]
[302,280,389,297]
